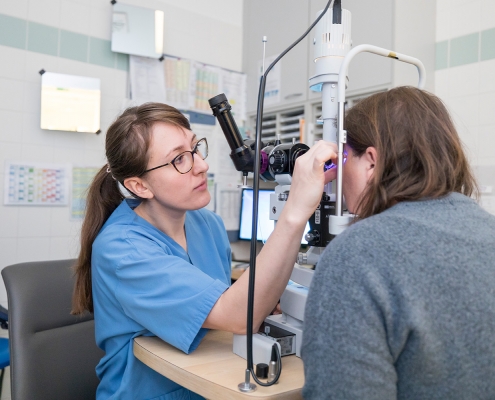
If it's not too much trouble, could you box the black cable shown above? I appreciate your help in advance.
[245,0,334,386]
[333,0,342,24]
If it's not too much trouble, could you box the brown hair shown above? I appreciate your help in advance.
[345,86,478,220]
[72,103,190,314]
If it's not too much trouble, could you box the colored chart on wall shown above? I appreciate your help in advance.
[71,166,100,219]
[163,56,194,111]
[4,162,70,206]
[193,62,221,112]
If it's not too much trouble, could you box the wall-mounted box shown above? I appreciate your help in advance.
[111,3,164,59]
[40,72,101,134]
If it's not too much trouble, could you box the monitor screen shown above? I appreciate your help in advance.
[239,188,310,244]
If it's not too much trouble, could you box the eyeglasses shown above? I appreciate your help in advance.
[144,137,208,174]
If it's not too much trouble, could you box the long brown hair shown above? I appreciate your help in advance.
[72,103,190,314]
[345,86,478,220]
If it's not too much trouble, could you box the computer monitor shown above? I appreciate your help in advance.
[238,188,310,244]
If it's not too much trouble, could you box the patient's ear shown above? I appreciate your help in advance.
[364,146,377,179]
[123,177,154,199]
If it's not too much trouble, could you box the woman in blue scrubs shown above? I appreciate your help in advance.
[71,102,337,400]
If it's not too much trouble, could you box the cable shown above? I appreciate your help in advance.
[333,0,342,24]
[245,0,335,386]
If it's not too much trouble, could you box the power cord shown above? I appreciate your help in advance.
[245,0,335,387]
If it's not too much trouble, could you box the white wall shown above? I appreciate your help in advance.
[392,0,436,93]
[0,0,243,307]
[434,0,495,213]
[147,0,243,71]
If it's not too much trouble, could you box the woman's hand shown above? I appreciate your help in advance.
[203,140,338,334]
[271,303,282,315]
[284,141,338,223]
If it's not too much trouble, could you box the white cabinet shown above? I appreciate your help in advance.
[242,0,309,114]
[248,106,305,145]
[306,94,373,144]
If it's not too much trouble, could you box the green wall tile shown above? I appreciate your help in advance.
[450,33,479,67]
[116,52,129,71]
[0,14,27,49]
[481,28,495,61]
[27,21,58,56]
[436,40,449,70]
[60,30,88,62]
[0,12,137,71]
[89,37,115,68]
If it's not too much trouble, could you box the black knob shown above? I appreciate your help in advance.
[269,153,282,165]
[256,363,269,379]
[305,230,320,244]
[269,151,286,173]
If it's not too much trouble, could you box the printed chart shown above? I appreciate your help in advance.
[71,166,100,218]
[5,162,70,206]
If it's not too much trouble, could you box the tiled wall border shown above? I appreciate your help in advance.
[0,13,129,71]
[436,28,495,70]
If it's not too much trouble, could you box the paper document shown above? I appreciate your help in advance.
[4,162,70,206]
[129,55,166,104]
[163,56,194,110]
[221,70,247,121]
[71,166,100,218]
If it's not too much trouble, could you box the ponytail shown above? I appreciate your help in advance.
[71,166,124,314]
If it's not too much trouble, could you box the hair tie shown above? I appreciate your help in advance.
[106,164,116,180]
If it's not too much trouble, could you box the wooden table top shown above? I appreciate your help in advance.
[134,330,304,399]
[231,263,248,281]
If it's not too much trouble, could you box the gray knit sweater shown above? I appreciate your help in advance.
[302,193,495,399]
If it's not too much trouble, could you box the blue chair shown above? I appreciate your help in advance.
[0,339,9,394]
[0,305,10,396]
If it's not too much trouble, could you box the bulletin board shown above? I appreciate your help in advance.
[129,54,247,121]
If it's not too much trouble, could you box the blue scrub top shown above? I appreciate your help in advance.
[92,199,231,400]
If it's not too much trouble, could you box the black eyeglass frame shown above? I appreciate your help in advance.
[143,137,208,175]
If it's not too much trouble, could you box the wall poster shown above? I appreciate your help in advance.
[4,162,70,206]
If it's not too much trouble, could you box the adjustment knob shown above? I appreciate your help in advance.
[305,230,320,244]
[269,151,286,173]
[256,363,269,379]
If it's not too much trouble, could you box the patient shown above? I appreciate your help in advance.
[302,87,495,399]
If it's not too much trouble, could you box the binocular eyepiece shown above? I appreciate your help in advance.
[209,93,260,174]
[208,93,308,180]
